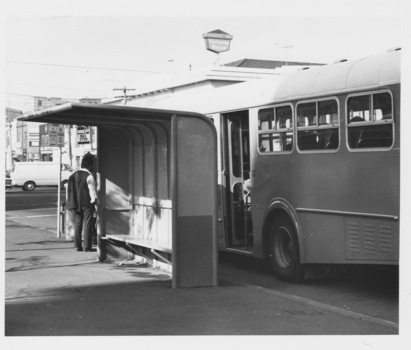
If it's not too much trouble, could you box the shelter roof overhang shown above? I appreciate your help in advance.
[19,102,208,127]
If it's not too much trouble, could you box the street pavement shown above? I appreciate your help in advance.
[3,209,406,348]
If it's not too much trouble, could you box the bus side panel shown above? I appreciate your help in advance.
[301,213,398,264]
[299,213,345,263]
[250,209,266,258]
[343,216,398,262]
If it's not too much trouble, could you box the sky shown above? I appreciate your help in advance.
[2,0,408,111]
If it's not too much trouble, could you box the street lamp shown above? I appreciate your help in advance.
[203,29,233,65]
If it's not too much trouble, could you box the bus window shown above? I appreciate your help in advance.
[258,105,293,153]
[347,92,393,149]
[348,95,371,122]
[258,108,274,131]
[297,102,316,127]
[319,100,338,125]
[297,99,339,151]
[373,92,393,121]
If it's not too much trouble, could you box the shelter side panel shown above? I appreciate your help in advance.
[175,215,215,287]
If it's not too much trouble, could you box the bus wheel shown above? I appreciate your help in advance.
[267,214,305,283]
[23,181,36,191]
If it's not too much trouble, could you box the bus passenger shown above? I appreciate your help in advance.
[66,155,97,252]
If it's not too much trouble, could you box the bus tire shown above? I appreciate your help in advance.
[267,213,305,283]
[23,181,36,191]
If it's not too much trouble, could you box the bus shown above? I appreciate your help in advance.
[148,48,400,282]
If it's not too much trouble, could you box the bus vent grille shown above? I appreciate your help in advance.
[345,219,395,260]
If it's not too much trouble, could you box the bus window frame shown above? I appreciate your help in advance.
[345,89,395,152]
[295,97,340,154]
[257,103,294,155]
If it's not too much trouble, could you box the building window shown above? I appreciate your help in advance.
[296,99,339,151]
[347,91,393,149]
[258,105,293,153]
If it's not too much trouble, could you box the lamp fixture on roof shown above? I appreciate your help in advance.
[203,29,233,65]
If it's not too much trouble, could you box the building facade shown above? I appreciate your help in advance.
[5,96,100,170]
[104,59,322,107]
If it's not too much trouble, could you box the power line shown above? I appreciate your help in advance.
[6,60,165,74]
[7,81,109,93]
[6,90,104,102]
[10,16,71,23]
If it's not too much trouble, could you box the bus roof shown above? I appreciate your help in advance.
[276,49,401,101]
[139,49,401,114]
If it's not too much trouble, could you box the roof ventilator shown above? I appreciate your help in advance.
[334,58,348,64]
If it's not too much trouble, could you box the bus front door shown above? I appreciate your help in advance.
[223,111,253,252]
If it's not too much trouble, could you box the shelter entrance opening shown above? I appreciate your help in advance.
[222,110,253,252]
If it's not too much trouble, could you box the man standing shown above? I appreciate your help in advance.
[66,154,97,252]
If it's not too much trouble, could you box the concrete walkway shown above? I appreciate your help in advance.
[3,214,404,348]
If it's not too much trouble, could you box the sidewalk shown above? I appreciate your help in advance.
[4,215,400,339]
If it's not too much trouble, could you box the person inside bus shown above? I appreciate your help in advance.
[243,178,251,202]
[66,154,97,252]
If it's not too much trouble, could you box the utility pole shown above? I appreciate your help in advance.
[67,125,73,167]
[7,118,13,170]
[113,86,136,105]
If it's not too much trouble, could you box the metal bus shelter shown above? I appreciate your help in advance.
[20,103,218,288]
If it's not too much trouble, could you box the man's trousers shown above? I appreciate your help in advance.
[74,205,95,250]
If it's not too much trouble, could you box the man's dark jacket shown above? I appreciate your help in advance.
[66,170,92,211]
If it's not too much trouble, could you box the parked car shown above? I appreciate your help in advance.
[5,170,12,189]
[11,162,73,191]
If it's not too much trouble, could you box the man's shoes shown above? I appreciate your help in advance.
[84,248,97,252]
[76,248,83,252]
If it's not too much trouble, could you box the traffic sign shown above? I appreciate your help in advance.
[48,124,65,147]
